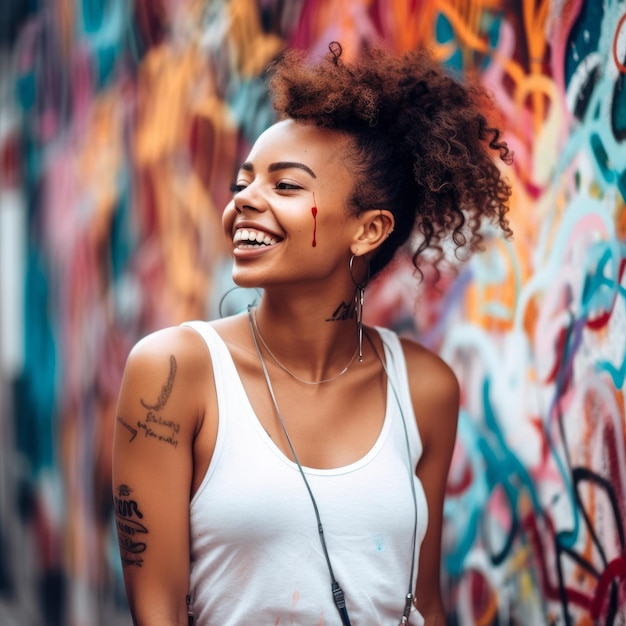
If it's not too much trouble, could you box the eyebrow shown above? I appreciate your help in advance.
[239,161,317,179]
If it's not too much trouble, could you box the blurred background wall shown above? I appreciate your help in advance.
[0,1,625,624]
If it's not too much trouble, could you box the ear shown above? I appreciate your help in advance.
[350,209,395,256]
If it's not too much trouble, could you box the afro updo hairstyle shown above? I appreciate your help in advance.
[266,42,513,279]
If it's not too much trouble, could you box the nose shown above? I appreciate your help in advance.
[233,182,266,214]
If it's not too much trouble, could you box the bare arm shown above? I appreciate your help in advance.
[403,340,459,625]
[112,327,205,625]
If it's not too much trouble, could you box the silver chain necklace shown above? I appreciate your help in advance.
[251,308,359,385]
[247,306,418,625]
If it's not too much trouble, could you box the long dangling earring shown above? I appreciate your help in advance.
[349,254,370,363]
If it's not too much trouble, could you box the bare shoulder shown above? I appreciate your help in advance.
[399,337,459,446]
[119,324,213,428]
[399,337,459,398]
[126,326,210,377]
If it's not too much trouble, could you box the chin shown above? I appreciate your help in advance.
[230,272,264,290]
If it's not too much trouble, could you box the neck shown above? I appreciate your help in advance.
[252,291,359,380]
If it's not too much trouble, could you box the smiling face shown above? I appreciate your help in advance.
[222,119,362,291]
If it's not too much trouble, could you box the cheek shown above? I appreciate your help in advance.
[222,202,236,234]
[314,205,351,243]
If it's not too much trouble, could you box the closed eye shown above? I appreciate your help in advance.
[274,181,303,191]
[230,180,303,193]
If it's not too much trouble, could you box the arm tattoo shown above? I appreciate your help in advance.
[134,355,181,449]
[117,416,137,442]
[115,484,148,568]
[136,411,181,448]
[141,355,177,411]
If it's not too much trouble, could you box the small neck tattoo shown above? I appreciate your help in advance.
[250,308,358,385]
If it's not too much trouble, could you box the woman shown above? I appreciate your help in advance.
[112,42,512,625]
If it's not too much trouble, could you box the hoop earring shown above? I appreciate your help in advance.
[218,286,263,318]
[349,254,370,363]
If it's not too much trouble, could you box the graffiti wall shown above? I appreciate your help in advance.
[0,1,624,624]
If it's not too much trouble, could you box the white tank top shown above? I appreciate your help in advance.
[184,321,428,626]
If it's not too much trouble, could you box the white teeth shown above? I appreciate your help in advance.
[234,228,278,246]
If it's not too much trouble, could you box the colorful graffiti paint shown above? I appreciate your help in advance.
[0,1,624,624]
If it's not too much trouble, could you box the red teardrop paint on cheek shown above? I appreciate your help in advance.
[311,206,318,247]
[311,192,318,247]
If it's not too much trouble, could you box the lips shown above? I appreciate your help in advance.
[233,227,281,248]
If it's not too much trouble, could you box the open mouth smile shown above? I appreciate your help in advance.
[233,228,281,248]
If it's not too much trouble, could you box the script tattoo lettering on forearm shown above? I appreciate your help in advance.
[326,301,355,322]
[134,355,182,449]
[115,484,148,568]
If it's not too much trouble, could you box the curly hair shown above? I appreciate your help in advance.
[267,42,513,278]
